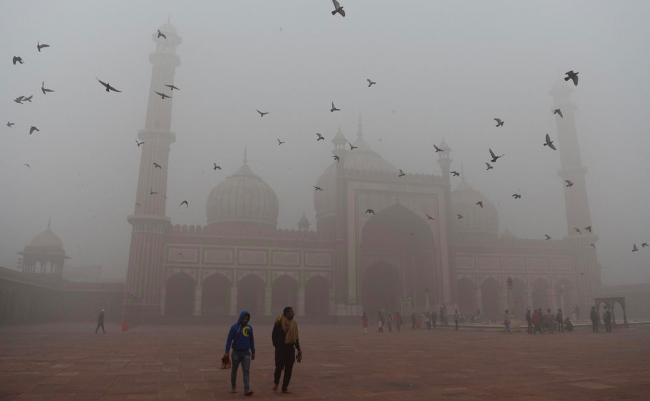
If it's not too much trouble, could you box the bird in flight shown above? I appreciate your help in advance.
[485,162,493,170]
[565,180,573,187]
[150,188,158,195]
[349,143,358,150]
[155,91,171,99]
[41,82,54,95]
[544,134,557,150]
[398,169,406,177]
[365,209,375,215]
[316,133,325,141]
[7,122,15,128]
[14,96,25,104]
[494,118,504,127]
[23,95,33,103]
[553,109,563,118]
[545,234,551,240]
[37,41,50,52]
[153,162,162,169]
[489,148,504,163]
[632,244,639,252]
[29,126,39,135]
[13,56,24,65]
[213,164,221,170]
[574,228,582,234]
[590,244,596,249]
[642,243,648,248]
[165,84,180,91]
[330,102,340,112]
[24,164,31,169]
[333,155,340,162]
[565,70,579,86]
[476,201,483,208]
[450,171,460,177]
[314,186,324,191]
[433,144,444,153]
[135,140,145,147]
[180,200,188,207]
[367,79,376,87]
[426,214,435,220]
[256,109,269,117]
[457,214,463,219]
[512,194,521,199]
[96,77,121,92]
[277,139,285,145]
[331,0,345,16]
[585,226,592,233]
[157,30,167,39]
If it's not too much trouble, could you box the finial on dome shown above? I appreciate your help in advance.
[243,146,248,165]
[357,114,363,138]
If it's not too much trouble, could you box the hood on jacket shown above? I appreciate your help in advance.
[237,310,250,326]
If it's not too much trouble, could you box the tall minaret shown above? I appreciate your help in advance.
[124,20,181,321]
[550,79,601,305]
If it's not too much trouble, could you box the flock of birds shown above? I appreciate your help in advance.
[7,3,646,256]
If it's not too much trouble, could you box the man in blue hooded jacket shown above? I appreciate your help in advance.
[224,311,255,396]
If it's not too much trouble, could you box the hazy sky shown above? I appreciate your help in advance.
[1,0,649,285]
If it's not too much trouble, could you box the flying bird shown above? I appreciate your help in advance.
[585,226,592,233]
[574,228,581,234]
[545,235,552,240]
[135,140,145,147]
[37,41,50,52]
[365,209,375,215]
[553,109,563,118]
[632,244,638,252]
[41,82,54,94]
[367,79,376,87]
[157,30,167,39]
[24,164,31,169]
[544,133,557,150]
[590,244,596,249]
[565,70,579,86]
[314,186,323,191]
[476,201,483,208]
[165,84,180,91]
[29,126,39,135]
[213,164,221,170]
[398,169,406,177]
[434,144,444,153]
[154,91,171,99]
[256,109,269,117]
[180,201,188,207]
[426,214,435,220]
[349,143,358,150]
[23,95,33,102]
[277,139,285,145]
[150,189,158,195]
[96,77,121,92]
[316,133,325,141]
[450,171,460,177]
[7,122,15,128]
[489,148,504,163]
[331,0,346,16]
[330,102,340,112]
[485,162,493,170]
[12,56,24,65]
[14,96,25,104]
[642,243,648,248]
[565,180,573,187]
[457,214,463,219]
[494,118,504,127]
[512,194,521,199]
[153,162,161,169]
[333,155,340,162]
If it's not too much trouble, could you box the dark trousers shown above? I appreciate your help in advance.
[591,320,599,332]
[274,345,295,391]
[396,323,401,332]
[95,323,105,333]
[454,320,459,331]
[533,324,543,334]
[605,321,612,332]
[527,321,533,334]
[557,322,564,332]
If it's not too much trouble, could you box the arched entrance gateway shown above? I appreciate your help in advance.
[165,272,195,316]
[305,275,330,317]
[237,274,265,317]
[457,278,477,316]
[201,273,231,316]
[360,203,437,315]
[272,275,298,316]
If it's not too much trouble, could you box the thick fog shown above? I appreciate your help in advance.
[1,0,648,285]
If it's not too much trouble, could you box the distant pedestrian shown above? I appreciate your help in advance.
[272,307,301,394]
[532,309,543,335]
[545,309,555,334]
[362,312,369,334]
[395,312,403,332]
[430,310,438,329]
[525,308,533,334]
[454,309,460,331]
[377,312,384,333]
[556,309,564,332]
[95,309,106,334]
[387,314,393,333]
[564,317,574,332]
[603,306,613,333]
[503,310,511,333]
[224,310,255,396]
[590,306,599,333]
[424,312,431,330]
[411,311,417,329]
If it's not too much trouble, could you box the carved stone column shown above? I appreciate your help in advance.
[230,287,238,316]
[264,287,272,316]
[297,287,305,316]
[194,285,202,317]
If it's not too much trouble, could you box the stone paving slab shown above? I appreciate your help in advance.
[0,323,649,400]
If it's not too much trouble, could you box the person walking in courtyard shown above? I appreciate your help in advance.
[525,308,533,334]
[590,306,599,333]
[431,309,438,330]
[362,312,369,334]
[423,312,430,330]
[556,309,564,333]
[454,309,460,331]
[387,313,393,333]
[411,311,417,329]
[545,309,555,334]
[532,309,543,335]
[272,306,301,394]
[224,310,255,396]
[377,312,384,333]
[95,309,106,334]
[603,306,613,333]
[395,311,403,332]
[503,310,511,333]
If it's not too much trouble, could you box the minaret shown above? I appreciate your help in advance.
[124,20,181,322]
[550,79,601,304]
[436,138,455,305]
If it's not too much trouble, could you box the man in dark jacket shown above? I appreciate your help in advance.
[603,306,613,333]
[556,309,564,332]
[272,306,301,394]
[95,309,105,334]
[525,308,532,334]
[590,306,599,333]
[224,311,255,396]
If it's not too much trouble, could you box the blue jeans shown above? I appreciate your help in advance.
[231,350,251,391]
[504,322,511,332]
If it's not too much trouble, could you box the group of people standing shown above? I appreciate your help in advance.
[525,308,574,334]
[363,311,404,333]
[590,305,614,333]
[363,305,468,333]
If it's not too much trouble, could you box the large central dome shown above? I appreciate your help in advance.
[206,151,279,229]
[451,177,499,238]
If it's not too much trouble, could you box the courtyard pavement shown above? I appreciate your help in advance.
[1,322,649,400]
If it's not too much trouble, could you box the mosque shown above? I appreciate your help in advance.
[122,22,602,323]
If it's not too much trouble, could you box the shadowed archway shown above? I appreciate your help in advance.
[201,273,231,316]
[237,274,265,317]
[532,278,551,311]
[305,275,331,317]
[272,275,298,316]
[457,278,477,316]
[362,262,401,315]
[165,272,195,316]
[481,278,501,322]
